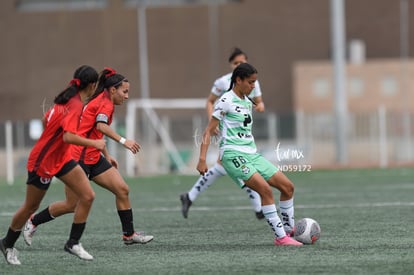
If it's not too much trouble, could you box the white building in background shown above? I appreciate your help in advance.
[293,58,414,167]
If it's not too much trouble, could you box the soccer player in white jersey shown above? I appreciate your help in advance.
[196,63,302,246]
[180,48,265,219]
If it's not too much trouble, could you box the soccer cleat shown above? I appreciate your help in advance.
[255,211,265,220]
[64,243,93,261]
[0,239,21,265]
[123,232,154,245]
[23,215,37,246]
[274,235,303,246]
[180,193,192,218]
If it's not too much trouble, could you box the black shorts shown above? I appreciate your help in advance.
[27,159,78,190]
[79,155,112,180]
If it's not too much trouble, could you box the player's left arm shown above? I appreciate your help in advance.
[96,122,141,154]
[252,80,265,112]
[206,93,219,119]
[253,96,265,112]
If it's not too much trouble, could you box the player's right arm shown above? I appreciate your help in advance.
[208,76,226,119]
[197,96,228,175]
[197,117,220,175]
[206,93,219,119]
[63,131,106,151]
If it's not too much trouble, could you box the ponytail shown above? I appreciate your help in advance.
[54,65,98,104]
[54,80,79,104]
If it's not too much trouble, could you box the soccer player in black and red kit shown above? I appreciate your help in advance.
[24,67,153,248]
[0,65,105,265]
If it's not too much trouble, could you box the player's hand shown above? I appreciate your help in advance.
[197,160,208,175]
[106,155,118,169]
[213,127,220,136]
[123,139,141,154]
[94,139,106,151]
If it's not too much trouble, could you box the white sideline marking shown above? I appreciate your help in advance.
[0,212,14,217]
[3,201,414,217]
[139,201,414,212]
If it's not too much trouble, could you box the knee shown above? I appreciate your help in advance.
[283,182,295,198]
[117,183,129,198]
[87,191,95,203]
[259,186,274,201]
[80,190,95,205]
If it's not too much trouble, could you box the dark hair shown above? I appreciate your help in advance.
[54,65,98,104]
[228,47,247,63]
[88,67,129,102]
[227,63,258,91]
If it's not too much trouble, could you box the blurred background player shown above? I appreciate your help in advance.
[0,65,106,265]
[23,67,153,247]
[180,47,265,219]
[196,63,301,246]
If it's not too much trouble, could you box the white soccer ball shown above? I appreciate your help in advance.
[293,218,321,244]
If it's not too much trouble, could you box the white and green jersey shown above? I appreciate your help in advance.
[212,90,257,158]
[211,72,262,99]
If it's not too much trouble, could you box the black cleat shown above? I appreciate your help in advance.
[255,211,265,220]
[180,193,192,218]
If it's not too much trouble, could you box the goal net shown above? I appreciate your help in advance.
[125,98,212,176]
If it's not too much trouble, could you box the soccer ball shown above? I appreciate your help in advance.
[293,218,321,244]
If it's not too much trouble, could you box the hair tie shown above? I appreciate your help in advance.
[69,78,81,87]
[104,67,116,78]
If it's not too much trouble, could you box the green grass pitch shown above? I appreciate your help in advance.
[1,168,414,274]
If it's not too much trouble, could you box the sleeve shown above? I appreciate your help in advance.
[210,77,226,97]
[212,96,229,121]
[95,97,114,124]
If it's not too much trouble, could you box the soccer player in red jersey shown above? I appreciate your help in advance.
[0,65,106,265]
[24,67,153,247]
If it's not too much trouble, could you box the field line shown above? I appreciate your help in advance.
[2,201,414,217]
[0,212,14,217]
[136,201,414,212]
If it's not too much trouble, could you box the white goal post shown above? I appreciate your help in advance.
[125,98,206,176]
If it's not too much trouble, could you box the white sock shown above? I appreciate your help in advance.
[279,198,295,232]
[242,186,262,213]
[262,204,286,239]
[188,163,227,202]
